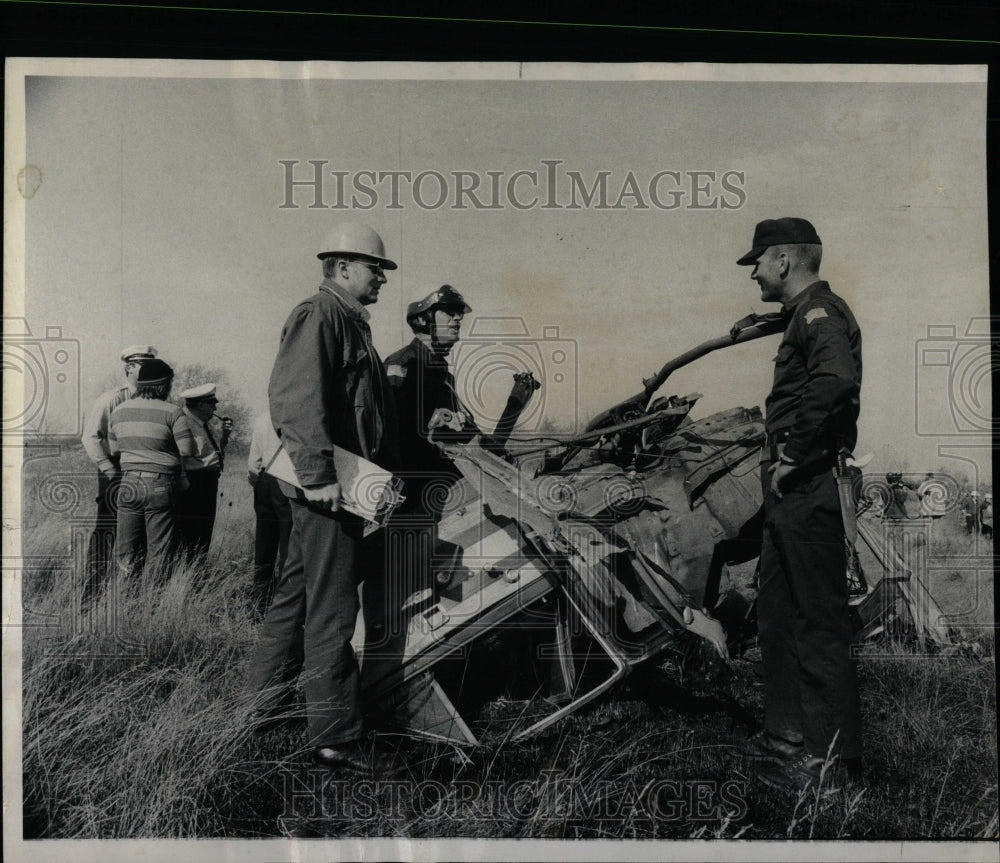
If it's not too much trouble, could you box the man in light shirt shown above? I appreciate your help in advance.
[247,412,292,617]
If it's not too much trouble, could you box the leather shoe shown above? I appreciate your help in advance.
[743,730,804,764]
[313,742,370,772]
[758,750,859,793]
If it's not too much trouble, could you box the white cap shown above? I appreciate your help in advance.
[181,382,218,401]
[120,344,157,362]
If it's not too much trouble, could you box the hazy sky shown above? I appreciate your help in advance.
[8,61,991,484]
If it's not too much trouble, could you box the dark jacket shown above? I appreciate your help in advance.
[384,337,477,510]
[766,281,862,466]
[269,280,397,489]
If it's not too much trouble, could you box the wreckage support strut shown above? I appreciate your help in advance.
[511,587,629,741]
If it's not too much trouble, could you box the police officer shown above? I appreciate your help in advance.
[176,383,232,557]
[80,344,157,606]
[736,217,863,790]
[248,222,398,772]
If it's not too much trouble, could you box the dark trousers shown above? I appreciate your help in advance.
[176,470,220,556]
[359,514,433,690]
[252,473,293,612]
[83,469,128,606]
[758,462,862,760]
[247,500,365,747]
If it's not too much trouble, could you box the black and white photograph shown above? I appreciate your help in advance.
[3,48,996,863]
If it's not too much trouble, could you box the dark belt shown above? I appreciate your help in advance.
[124,470,176,478]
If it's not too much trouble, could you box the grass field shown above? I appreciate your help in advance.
[15,441,998,841]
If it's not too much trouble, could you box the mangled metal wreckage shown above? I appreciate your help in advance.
[359,314,953,745]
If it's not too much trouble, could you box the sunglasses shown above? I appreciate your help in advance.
[352,259,385,277]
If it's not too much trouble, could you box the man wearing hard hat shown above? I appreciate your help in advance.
[80,344,158,608]
[248,222,398,772]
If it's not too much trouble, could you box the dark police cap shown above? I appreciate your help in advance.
[736,217,821,266]
[406,285,472,321]
[136,358,174,386]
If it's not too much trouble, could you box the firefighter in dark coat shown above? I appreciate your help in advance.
[367,287,478,651]
[736,218,863,791]
[385,285,478,501]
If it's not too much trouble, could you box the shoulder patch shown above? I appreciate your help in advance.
[804,307,828,324]
[386,364,407,379]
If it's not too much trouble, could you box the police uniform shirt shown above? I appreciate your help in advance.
[766,281,862,466]
[182,407,224,473]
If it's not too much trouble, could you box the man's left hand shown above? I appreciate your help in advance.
[769,462,797,499]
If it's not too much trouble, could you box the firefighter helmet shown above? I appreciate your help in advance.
[406,285,472,323]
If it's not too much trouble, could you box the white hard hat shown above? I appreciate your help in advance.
[317,222,397,269]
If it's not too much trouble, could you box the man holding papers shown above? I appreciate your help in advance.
[248,222,398,772]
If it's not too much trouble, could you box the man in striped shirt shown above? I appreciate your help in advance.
[80,344,157,606]
[108,359,196,581]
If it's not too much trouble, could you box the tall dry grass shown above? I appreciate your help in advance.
[22,550,277,836]
[17,442,999,840]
